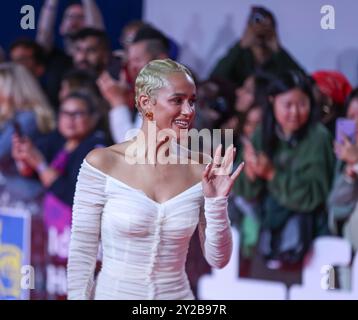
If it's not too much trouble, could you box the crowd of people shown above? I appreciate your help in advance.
[1,1,357,299]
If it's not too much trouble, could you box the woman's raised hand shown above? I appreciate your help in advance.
[202,144,244,197]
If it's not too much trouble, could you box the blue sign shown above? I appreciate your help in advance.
[0,207,31,300]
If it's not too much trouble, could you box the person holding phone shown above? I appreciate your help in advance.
[12,90,108,299]
[329,89,358,235]
[0,63,55,209]
[327,88,358,289]
[333,89,358,168]
[0,62,55,299]
[211,6,305,87]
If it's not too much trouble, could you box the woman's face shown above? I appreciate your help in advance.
[148,72,196,140]
[273,88,311,136]
[347,98,358,140]
[235,76,255,112]
[58,97,95,140]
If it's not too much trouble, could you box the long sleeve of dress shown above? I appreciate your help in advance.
[198,196,232,269]
[67,161,106,300]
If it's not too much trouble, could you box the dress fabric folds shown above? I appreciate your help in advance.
[67,160,232,300]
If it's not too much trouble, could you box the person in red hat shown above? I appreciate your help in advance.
[312,71,352,134]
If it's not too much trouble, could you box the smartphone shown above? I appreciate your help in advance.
[335,118,356,144]
[249,7,267,25]
[250,11,265,25]
[13,120,23,138]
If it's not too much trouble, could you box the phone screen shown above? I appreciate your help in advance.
[335,118,356,144]
[13,120,23,138]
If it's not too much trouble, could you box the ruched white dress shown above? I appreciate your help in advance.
[67,160,232,300]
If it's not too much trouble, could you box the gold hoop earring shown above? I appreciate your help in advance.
[144,111,154,121]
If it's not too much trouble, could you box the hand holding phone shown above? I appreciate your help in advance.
[13,120,23,138]
[335,118,356,145]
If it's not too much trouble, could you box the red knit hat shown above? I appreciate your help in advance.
[312,71,352,106]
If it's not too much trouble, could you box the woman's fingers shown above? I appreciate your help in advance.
[97,71,116,91]
[245,150,258,166]
[221,145,234,173]
[207,144,239,182]
[12,134,27,153]
[99,70,111,83]
[243,141,256,162]
[20,139,35,156]
[342,136,351,150]
[230,161,245,182]
[212,143,222,166]
[12,133,24,146]
[334,141,342,158]
[208,144,222,179]
[202,162,213,182]
[220,145,229,168]
[119,69,128,88]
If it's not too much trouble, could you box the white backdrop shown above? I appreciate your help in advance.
[144,0,358,85]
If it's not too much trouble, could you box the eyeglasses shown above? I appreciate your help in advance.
[59,110,89,119]
[64,13,85,21]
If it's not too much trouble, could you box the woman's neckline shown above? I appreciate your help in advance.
[83,159,202,206]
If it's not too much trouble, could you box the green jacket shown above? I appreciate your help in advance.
[235,123,335,229]
[211,41,305,87]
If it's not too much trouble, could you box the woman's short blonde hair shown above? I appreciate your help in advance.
[0,62,55,133]
[135,58,194,110]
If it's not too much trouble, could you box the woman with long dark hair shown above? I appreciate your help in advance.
[235,70,335,269]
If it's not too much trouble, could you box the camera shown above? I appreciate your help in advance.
[250,11,266,24]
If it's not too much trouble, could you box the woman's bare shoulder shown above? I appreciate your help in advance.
[86,142,131,174]
[85,147,113,173]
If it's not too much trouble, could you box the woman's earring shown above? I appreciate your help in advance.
[145,111,154,121]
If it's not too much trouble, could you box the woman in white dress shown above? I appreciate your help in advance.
[67,58,244,300]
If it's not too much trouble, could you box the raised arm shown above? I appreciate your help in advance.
[67,160,106,299]
[36,0,59,52]
[198,196,232,268]
[97,71,136,143]
[82,0,105,30]
[199,144,245,268]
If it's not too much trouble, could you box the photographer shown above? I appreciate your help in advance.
[211,6,305,87]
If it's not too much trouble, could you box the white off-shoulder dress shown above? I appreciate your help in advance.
[67,160,232,300]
